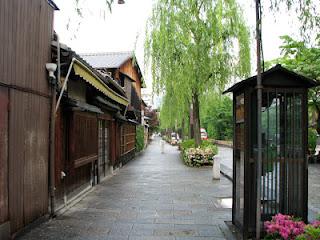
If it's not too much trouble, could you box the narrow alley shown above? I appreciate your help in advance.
[18,138,233,240]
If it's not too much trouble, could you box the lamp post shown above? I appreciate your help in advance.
[46,62,57,217]
[255,0,263,239]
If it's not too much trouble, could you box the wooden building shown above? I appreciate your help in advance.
[51,43,130,210]
[81,51,146,165]
[0,0,58,238]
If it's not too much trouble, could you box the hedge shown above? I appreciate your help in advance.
[136,125,144,152]
[180,139,218,167]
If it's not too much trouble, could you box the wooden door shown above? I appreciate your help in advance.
[98,120,110,182]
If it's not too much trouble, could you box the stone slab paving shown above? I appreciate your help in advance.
[308,164,320,220]
[18,138,233,240]
[217,145,320,221]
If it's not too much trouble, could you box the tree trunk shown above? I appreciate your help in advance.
[315,108,320,163]
[316,107,320,135]
[189,104,194,139]
[192,93,201,147]
[181,117,185,140]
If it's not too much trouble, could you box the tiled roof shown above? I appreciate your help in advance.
[81,51,133,69]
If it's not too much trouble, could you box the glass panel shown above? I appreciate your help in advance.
[236,94,245,123]
[104,127,109,166]
[235,148,245,225]
[260,91,304,219]
[98,120,104,178]
[261,92,280,218]
[234,93,245,226]
[285,93,303,216]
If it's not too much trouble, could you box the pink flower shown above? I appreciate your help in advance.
[279,227,290,239]
[311,220,320,228]
[264,214,307,239]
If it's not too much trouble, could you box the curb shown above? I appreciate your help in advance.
[220,164,233,182]
[221,170,233,182]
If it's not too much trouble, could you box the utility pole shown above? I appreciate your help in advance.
[255,0,263,239]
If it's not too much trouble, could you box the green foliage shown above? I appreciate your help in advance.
[180,139,196,151]
[296,225,320,240]
[201,95,233,140]
[269,0,320,41]
[183,148,216,167]
[266,36,320,81]
[145,0,251,134]
[266,35,320,134]
[180,139,218,155]
[135,126,145,152]
[308,128,318,153]
[181,139,218,167]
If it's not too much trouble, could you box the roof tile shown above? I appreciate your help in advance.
[81,51,133,69]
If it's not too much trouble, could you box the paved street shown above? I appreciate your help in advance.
[19,138,232,240]
[308,164,320,220]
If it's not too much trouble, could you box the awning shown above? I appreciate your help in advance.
[128,119,140,125]
[73,59,129,106]
[95,96,121,112]
[114,112,128,122]
[66,98,103,114]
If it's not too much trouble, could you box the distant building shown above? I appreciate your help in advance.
[81,51,146,124]
[142,89,153,106]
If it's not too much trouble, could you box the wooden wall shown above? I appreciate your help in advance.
[119,59,142,97]
[54,110,98,210]
[121,123,136,155]
[0,0,53,94]
[69,112,98,168]
[0,87,9,225]
[0,0,54,234]
[9,91,50,232]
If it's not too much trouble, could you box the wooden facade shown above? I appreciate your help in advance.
[0,1,145,237]
[81,52,145,165]
[0,0,56,237]
[118,59,143,97]
[51,42,132,209]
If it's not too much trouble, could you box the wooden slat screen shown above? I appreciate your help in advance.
[120,123,136,155]
[70,112,98,168]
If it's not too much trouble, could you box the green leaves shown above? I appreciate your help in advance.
[145,0,251,130]
[200,95,233,140]
[136,126,145,152]
[269,0,320,42]
[266,35,320,133]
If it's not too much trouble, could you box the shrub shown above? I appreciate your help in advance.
[296,224,320,240]
[136,126,144,152]
[180,139,218,167]
[264,214,305,239]
[264,214,320,240]
[308,128,318,154]
[180,139,196,150]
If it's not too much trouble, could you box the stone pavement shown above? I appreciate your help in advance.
[18,138,233,240]
[308,164,320,220]
[217,145,320,221]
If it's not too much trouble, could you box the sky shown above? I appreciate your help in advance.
[53,0,302,106]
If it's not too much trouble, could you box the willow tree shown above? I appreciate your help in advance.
[145,0,250,146]
[270,0,320,41]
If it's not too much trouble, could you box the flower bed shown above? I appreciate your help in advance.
[264,213,320,240]
[180,139,218,167]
